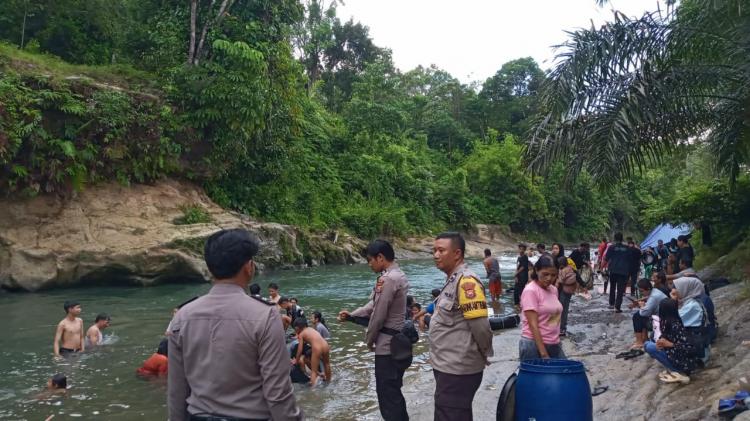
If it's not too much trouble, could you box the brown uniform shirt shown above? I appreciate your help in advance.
[168,283,302,420]
[429,262,493,375]
[350,262,409,355]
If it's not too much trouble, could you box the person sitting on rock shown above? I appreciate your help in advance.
[629,278,668,350]
[644,298,696,384]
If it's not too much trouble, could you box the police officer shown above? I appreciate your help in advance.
[168,228,302,421]
[338,239,410,421]
[430,232,493,421]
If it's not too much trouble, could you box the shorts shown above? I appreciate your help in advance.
[60,347,80,357]
[489,277,502,296]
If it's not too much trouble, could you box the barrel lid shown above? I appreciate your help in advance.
[519,358,585,374]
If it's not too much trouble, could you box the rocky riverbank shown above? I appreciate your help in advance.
[396,277,750,420]
[0,179,520,291]
[0,180,369,291]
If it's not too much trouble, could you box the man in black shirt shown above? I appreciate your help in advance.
[605,233,631,312]
[514,244,530,309]
[626,239,642,298]
[676,235,695,269]
[569,243,590,271]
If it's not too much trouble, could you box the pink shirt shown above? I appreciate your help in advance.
[520,281,563,344]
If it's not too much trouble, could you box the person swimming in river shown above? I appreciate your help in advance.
[54,301,85,357]
[137,339,168,377]
[35,373,68,402]
[292,318,331,386]
[86,313,111,347]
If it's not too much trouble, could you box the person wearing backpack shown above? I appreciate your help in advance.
[338,240,411,421]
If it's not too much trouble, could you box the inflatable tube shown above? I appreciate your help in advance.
[489,314,520,331]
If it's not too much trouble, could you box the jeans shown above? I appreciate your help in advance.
[559,290,572,332]
[518,337,566,361]
[608,273,628,310]
[644,341,679,372]
[375,355,410,421]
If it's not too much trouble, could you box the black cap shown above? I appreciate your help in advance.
[204,229,261,279]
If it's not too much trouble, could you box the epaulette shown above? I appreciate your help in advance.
[251,295,274,305]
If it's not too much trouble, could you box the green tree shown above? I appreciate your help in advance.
[527,0,750,184]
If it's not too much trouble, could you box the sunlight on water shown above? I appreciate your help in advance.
[0,257,518,420]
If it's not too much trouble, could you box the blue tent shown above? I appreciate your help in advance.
[640,223,692,249]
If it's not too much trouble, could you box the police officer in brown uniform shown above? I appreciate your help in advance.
[168,229,303,421]
[429,232,493,421]
[338,239,410,421]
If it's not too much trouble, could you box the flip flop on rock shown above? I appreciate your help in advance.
[616,349,639,359]
[624,349,644,360]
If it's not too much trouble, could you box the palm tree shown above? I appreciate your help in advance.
[526,0,750,185]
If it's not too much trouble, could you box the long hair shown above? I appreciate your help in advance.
[313,311,327,328]
[658,298,683,334]
[552,242,566,268]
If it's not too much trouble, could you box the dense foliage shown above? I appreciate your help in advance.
[4,0,740,242]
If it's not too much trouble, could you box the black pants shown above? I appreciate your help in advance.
[628,270,640,297]
[514,276,527,305]
[433,369,483,421]
[632,312,650,332]
[375,354,410,421]
[608,273,628,310]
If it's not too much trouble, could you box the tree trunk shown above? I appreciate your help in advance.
[194,0,234,65]
[20,0,28,48]
[188,0,198,63]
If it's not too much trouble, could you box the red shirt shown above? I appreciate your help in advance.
[137,353,168,376]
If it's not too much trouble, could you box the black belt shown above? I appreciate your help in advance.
[189,414,267,421]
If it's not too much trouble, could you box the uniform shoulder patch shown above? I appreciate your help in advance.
[250,295,275,305]
[457,276,488,319]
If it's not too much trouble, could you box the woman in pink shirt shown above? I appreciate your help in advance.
[519,255,566,360]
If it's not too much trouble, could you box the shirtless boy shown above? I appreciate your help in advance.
[86,313,111,347]
[54,301,84,357]
[291,318,331,386]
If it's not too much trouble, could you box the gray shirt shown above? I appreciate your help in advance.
[639,288,668,318]
[350,262,409,355]
[315,323,331,339]
[167,283,302,420]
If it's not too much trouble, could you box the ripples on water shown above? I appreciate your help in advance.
[0,257,518,420]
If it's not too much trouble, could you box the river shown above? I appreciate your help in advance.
[0,256,519,420]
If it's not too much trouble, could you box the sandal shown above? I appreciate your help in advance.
[659,371,690,384]
[624,349,644,360]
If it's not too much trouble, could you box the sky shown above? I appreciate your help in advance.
[336,0,667,83]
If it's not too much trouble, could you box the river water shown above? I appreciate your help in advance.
[0,256,519,420]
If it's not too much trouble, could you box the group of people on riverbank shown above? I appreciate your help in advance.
[596,233,718,385]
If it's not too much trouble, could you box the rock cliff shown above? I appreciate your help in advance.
[0,179,366,291]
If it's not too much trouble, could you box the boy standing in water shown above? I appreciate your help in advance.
[86,313,111,347]
[483,249,502,302]
[292,318,331,386]
[53,301,84,357]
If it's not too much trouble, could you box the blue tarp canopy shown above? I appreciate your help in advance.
[640,223,692,249]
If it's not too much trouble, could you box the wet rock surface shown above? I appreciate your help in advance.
[397,280,750,420]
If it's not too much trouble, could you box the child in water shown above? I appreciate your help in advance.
[291,318,331,386]
[36,374,67,400]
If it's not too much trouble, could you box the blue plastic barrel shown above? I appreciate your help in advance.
[515,359,592,421]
